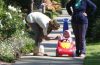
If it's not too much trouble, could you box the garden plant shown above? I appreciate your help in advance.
[0,0,35,62]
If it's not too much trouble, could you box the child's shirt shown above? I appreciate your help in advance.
[59,36,72,42]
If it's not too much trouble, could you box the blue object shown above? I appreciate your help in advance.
[62,18,69,32]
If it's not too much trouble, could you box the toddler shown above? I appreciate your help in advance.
[59,30,72,42]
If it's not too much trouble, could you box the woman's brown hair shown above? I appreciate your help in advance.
[49,19,60,29]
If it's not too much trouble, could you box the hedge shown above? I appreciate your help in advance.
[86,0,100,42]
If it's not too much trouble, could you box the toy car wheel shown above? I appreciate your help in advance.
[72,50,76,57]
[56,49,59,57]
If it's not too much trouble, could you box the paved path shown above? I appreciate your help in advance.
[13,8,85,65]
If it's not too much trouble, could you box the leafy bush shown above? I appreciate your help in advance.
[21,43,35,54]
[0,0,4,10]
[0,0,36,62]
[45,10,53,19]
[0,44,15,62]
[86,0,100,42]
[4,0,31,9]
[0,5,25,38]
[45,5,62,19]
[91,18,100,41]
[53,0,60,3]
[56,6,62,14]
[45,10,60,19]
[0,34,35,62]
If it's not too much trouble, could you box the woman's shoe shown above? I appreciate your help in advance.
[44,54,48,56]
[79,54,85,58]
[33,53,44,56]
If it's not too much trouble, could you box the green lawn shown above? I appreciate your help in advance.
[85,42,100,65]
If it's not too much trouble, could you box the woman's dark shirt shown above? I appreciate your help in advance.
[66,0,97,24]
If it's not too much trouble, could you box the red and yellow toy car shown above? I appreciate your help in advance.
[56,40,75,57]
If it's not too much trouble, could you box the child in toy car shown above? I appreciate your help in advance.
[56,30,75,57]
[59,30,72,42]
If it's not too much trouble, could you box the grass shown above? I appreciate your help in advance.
[85,42,100,65]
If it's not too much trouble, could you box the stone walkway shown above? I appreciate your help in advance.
[12,8,85,65]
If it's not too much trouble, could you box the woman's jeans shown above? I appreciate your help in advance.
[71,23,88,55]
[29,23,41,47]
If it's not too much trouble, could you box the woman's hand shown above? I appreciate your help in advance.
[83,12,87,17]
[44,35,58,40]
[71,13,73,16]
[56,34,63,39]
[44,33,63,40]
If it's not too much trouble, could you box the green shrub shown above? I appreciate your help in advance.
[53,0,60,3]
[45,5,62,19]
[0,34,35,62]
[45,10,60,19]
[0,0,4,10]
[86,0,100,42]
[0,0,36,62]
[0,5,25,38]
[21,43,35,54]
[45,10,53,19]
[91,18,100,41]
[0,43,15,62]
[45,11,62,19]
[56,10,62,14]
[3,0,32,13]
[0,55,15,63]
[56,6,62,14]
[52,13,58,18]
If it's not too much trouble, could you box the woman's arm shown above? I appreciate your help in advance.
[66,0,73,16]
[86,0,97,16]
[44,35,58,40]
[44,33,63,40]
